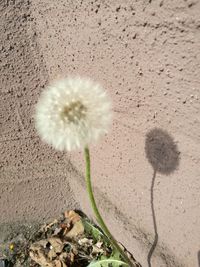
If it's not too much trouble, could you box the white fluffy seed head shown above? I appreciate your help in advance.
[35,77,112,151]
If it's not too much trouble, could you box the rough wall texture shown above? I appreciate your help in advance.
[0,1,200,267]
[0,1,79,222]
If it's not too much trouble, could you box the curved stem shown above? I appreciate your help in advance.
[84,146,134,267]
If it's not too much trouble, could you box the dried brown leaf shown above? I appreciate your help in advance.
[64,211,81,224]
[78,238,93,246]
[91,243,104,255]
[54,260,67,267]
[41,220,58,233]
[48,238,63,254]
[30,241,53,267]
[65,221,84,239]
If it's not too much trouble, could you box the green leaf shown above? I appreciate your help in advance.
[110,248,122,261]
[82,219,126,262]
[82,219,109,244]
[87,258,128,267]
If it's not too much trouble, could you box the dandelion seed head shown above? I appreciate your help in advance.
[35,77,112,151]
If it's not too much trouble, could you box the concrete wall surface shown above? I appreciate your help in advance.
[0,1,200,266]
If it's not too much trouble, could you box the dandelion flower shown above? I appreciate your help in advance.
[35,77,112,151]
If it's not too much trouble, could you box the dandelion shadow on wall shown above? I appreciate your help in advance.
[198,250,200,267]
[145,128,180,267]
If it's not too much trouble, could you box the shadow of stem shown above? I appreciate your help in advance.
[147,169,158,267]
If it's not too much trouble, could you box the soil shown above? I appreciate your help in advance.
[0,221,40,266]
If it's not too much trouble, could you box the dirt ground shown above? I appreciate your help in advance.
[0,0,200,266]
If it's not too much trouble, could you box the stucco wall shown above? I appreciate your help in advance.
[0,1,200,266]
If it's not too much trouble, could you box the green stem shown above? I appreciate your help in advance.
[84,146,134,267]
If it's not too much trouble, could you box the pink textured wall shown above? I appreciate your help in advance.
[1,1,200,266]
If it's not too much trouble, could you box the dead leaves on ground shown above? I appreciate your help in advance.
[29,211,109,267]
[29,210,141,267]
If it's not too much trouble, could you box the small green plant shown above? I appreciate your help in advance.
[35,77,135,267]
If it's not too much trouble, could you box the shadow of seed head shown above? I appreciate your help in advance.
[145,128,180,175]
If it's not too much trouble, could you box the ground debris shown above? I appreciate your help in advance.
[29,211,104,267]
[1,211,140,267]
